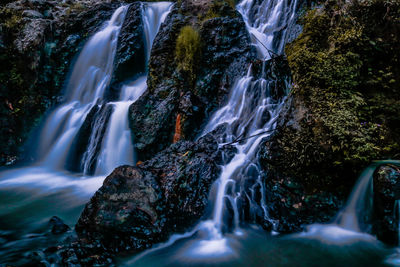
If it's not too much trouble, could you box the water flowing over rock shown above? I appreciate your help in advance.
[128,0,256,161]
[0,0,122,165]
[74,135,223,258]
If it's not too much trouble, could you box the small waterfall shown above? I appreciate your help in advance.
[200,0,299,236]
[89,2,173,175]
[301,160,400,244]
[37,6,128,170]
[334,163,376,232]
[0,3,172,192]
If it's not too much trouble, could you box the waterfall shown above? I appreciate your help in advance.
[200,0,299,236]
[38,6,128,170]
[0,2,172,192]
[334,163,376,232]
[128,0,300,263]
[300,160,400,244]
[90,2,173,175]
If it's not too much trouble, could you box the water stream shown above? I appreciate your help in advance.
[127,0,301,263]
[0,3,172,263]
[299,160,400,245]
[199,0,299,239]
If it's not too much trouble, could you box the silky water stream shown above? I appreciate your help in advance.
[123,0,400,265]
[0,2,172,264]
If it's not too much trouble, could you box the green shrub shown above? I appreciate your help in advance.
[175,26,201,80]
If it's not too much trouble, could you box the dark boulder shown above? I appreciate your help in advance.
[373,164,400,245]
[75,134,222,255]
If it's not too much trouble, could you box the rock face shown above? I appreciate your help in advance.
[373,164,400,245]
[129,0,256,160]
[258,0,400,233]
[109,2,145,98]
[0,0,122,165]
[75,135,223,258]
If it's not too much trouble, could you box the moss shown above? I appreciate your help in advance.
[0,7,23,32]
[276,0,400,184]
[175,25,202,82]
[201,0,238,21]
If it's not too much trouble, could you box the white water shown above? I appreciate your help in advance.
[0,3,172,193]
[300,160,400,244]
[198,0,299,239]
[237,0,299,59]
[129,0,300,262]
[38,6,128,170]
[93,2,173,175]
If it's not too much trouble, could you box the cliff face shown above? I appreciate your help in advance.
[259,0,400,233]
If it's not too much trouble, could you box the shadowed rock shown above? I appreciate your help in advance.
[75,135,224,257]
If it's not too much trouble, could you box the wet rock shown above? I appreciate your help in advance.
[129,1,256,160]
[22,9,44,18]
[66,104,113,174]
[14,19,50,54]
[75,134,221,256]
[373,164,400,245]
[49,216,70,235]
[110,2,145,95]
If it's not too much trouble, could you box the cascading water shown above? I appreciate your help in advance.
[38,6,128,170]
[0,2,172,184]
[91,2,173,175]
[127,0,300,263]
[238,0,299,59]
[0,3,172,262]
[299,160,400,245]
[198,0,299,238]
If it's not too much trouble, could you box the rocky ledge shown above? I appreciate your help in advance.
[62,135,232,265]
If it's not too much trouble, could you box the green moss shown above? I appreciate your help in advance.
[0,7,24,35]
[175,26,202,82]
[201,0,238,21]
[284,0,400,173]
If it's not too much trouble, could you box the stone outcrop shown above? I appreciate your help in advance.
[72,135,226,263]
[129,0,257,161]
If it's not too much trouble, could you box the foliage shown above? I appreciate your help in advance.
[175,26,202,82]
[281,0,400,181]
